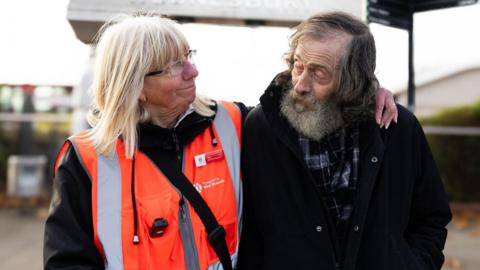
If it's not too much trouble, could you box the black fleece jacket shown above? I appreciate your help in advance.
[237,80,452,270]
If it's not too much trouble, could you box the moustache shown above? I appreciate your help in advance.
[290,91,318,112]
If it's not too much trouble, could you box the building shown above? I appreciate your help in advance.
[396,66,480,117]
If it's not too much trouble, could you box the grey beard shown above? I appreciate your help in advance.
[280,89,344,141]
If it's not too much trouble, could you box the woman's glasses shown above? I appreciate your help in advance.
[145,49,196,77]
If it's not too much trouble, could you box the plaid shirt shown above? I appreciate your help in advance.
[298,126,360,246]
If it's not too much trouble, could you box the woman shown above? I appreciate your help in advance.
[44,13,396,270]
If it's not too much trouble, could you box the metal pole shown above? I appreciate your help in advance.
[18,89,35,155]
[407,5,415,112]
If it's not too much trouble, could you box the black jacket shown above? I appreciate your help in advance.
[43,101,248,269]
[237,80,452,270]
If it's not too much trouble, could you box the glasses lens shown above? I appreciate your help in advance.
[167,50,197,76]
[166,60,184,76]
[187,50,196,65]
[157,50,196,77]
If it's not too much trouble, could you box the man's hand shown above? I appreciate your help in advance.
[375,86,398,129]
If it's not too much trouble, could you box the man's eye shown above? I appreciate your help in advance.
[293,68,303,76]
[293,62,304,73]
[314,70,326,79]
[312,68,331,83]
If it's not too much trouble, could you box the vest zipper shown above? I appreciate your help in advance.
[179,196,201,270]
[172,129,182,162]
[174,130,200,269]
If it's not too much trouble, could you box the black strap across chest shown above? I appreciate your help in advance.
[159,160,233,270]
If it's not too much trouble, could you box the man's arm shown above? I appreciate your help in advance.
[406,117,452,269]
[237,107,265,270]
[44,146,104,270]
[237,189,265,270]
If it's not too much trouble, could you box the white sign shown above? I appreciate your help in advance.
[68,0,364,42]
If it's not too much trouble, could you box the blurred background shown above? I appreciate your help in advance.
[0,0,479,269]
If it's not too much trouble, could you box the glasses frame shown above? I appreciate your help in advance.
[145,49,196,77]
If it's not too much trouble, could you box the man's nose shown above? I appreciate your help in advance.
[293,72,311,95]
[182,61,198,80]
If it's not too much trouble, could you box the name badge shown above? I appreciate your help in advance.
[194,149,224,167]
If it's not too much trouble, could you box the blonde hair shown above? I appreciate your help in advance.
[85,12,214,159]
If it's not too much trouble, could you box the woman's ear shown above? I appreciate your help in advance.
[139,94,147,103]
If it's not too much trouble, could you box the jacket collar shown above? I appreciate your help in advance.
[259,74,305,160]
[137,102,217,150]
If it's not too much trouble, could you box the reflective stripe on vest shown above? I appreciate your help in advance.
[205,102,242,270]
[97,152,123,270]
[66,102,242,270]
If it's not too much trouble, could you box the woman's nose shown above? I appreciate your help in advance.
[182,61,198,80]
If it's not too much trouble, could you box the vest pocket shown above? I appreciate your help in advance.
[137,191,183,268]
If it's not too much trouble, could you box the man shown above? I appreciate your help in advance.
[238,11,451,270]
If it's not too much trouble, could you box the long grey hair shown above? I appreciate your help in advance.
[276,11,378,124]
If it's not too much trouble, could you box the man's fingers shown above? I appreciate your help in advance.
[375,88,387,125]
[394,105,399,123]
[381,94,397,128]
[375,86,398,128]
[380,108,390,129]
[388,94,397,123]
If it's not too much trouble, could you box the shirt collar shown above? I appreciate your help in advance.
[174,104,195,128]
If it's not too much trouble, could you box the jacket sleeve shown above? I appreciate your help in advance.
[237,142,265,269]
[237,108,265,270]
[43,145,104,270]
[406,117,452,270]
[233,101,253,124]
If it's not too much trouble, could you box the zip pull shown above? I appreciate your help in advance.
[208,119,218,146]
[133,235,139,245]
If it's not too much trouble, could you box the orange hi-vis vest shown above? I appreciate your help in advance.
[55,102,242,270]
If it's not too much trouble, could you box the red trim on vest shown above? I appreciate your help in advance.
[53,141,70,177]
